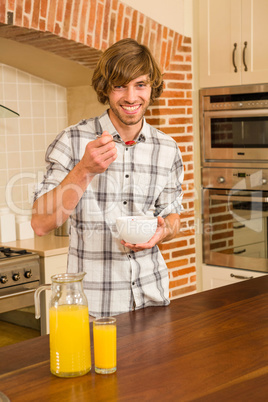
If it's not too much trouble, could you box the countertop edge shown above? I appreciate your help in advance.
[0,233,69,257]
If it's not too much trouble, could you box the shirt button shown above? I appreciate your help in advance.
[123,201,127,205]
[128,255,131,258]
[132,282,135,286]
[125,174,129,178]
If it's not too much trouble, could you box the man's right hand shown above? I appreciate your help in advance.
[31,131,117,236]
[80,131,117,176]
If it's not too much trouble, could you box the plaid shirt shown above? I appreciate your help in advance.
[35,111,184,317]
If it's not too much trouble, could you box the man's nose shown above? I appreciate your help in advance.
[124,86,136,103]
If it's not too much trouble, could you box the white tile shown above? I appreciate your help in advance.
[2,65,17,83]
[4,83,18,100]
[16,70,31,84]
[0,171,8,186]
[0,153,7,169]
[32,101,45,118]
[57,101,67,118]
[20,135,33,151]
[1,64,67,209]
[20,118,33,135]
[31,84,44,101]
[18,84,31,101]
[18,101,32,118]
[44,84,57,101]
[45,101,58,117]
[32,118,45,134]
[6,135,20,152]
[46,118,59,134]
[21,151,34,168]
[4,118,19,135]
[30,75,44,85]
[7,152,21,169]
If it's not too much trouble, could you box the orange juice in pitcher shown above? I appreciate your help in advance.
[35,273,91,377]
[50,304,91,376]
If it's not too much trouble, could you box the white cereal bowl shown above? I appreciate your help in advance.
[116,216,158,244]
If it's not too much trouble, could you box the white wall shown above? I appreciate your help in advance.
[122,0,193,37]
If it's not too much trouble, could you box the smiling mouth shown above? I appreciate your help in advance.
[121,105,141,112]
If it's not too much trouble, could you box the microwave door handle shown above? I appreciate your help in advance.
[210,195,268,203]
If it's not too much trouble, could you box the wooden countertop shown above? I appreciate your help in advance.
[1,276,268,401]
[1,233,69,257]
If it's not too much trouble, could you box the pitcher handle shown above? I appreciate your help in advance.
[34,284,51,319]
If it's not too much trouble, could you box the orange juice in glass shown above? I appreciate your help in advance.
[93,317,117,374]
[49,304,91,377]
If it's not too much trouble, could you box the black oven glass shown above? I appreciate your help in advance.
[211,117,268,148]
[210,92,268,103]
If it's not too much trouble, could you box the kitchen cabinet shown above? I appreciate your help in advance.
[198,0,268,87]
[202,264,266,291]
[40,253,68,335]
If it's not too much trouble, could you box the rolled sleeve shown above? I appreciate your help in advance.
[33,130,73,202]
[154,147,184,218]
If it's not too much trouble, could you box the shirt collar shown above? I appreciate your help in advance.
[99,110,147,144]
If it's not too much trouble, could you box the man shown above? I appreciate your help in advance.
[31,38,184,317]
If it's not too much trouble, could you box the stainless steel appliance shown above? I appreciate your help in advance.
[203,167,268,273]
[200,84,268,273]
[0,247,40,313]
[200,84,268,167]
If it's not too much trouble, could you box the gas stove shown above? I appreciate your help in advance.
[0,247,33,260]
[0,247,40,314]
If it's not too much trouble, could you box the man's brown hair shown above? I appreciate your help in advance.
[92,38,163,105]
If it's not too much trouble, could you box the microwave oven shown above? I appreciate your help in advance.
[200,84,268,167]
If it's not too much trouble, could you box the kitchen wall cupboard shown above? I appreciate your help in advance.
[40,253,68,335]
[202,264,266,291]
[198,0,268,87]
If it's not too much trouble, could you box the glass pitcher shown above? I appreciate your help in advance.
[35,272,91,378]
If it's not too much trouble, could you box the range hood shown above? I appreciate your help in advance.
[0,104,20,118]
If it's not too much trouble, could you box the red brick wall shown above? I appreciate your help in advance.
[0,0,196,298]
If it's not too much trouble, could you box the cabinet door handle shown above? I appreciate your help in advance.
[233,248,246,255]
[230,273,254,280]
[243,41,248,71]
[232,43,238,72]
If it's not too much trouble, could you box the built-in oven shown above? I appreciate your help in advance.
[200,84,268,273]
[200,84,268,167]
[203,167,268,273]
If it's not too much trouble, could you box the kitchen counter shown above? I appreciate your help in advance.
[1,276,268,401]
[1,233,69,257]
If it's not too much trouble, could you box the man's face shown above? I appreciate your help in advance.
[108,74,152,128]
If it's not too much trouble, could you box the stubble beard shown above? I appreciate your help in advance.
[109,101,150,127]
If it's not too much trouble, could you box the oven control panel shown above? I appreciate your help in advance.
[0,253,40,291]
[202,168,268,190]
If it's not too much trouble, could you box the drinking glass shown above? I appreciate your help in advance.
[93,317,117,374]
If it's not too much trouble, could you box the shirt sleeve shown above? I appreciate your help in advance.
[154,145,184,218]
[33,129,74,202]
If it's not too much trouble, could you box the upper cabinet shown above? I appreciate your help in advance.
[199,0,268,88]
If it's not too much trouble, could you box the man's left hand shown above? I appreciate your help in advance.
[121,216,167,252]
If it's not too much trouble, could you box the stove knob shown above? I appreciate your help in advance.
[25,270,32,279]
[0,275,8,284]
[13,273,20,281]
[217,176,225,184]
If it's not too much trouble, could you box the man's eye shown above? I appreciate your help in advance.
[113,85,124,89]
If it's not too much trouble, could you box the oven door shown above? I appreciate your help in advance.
[203,109,268,163]
[203,188,268,272]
